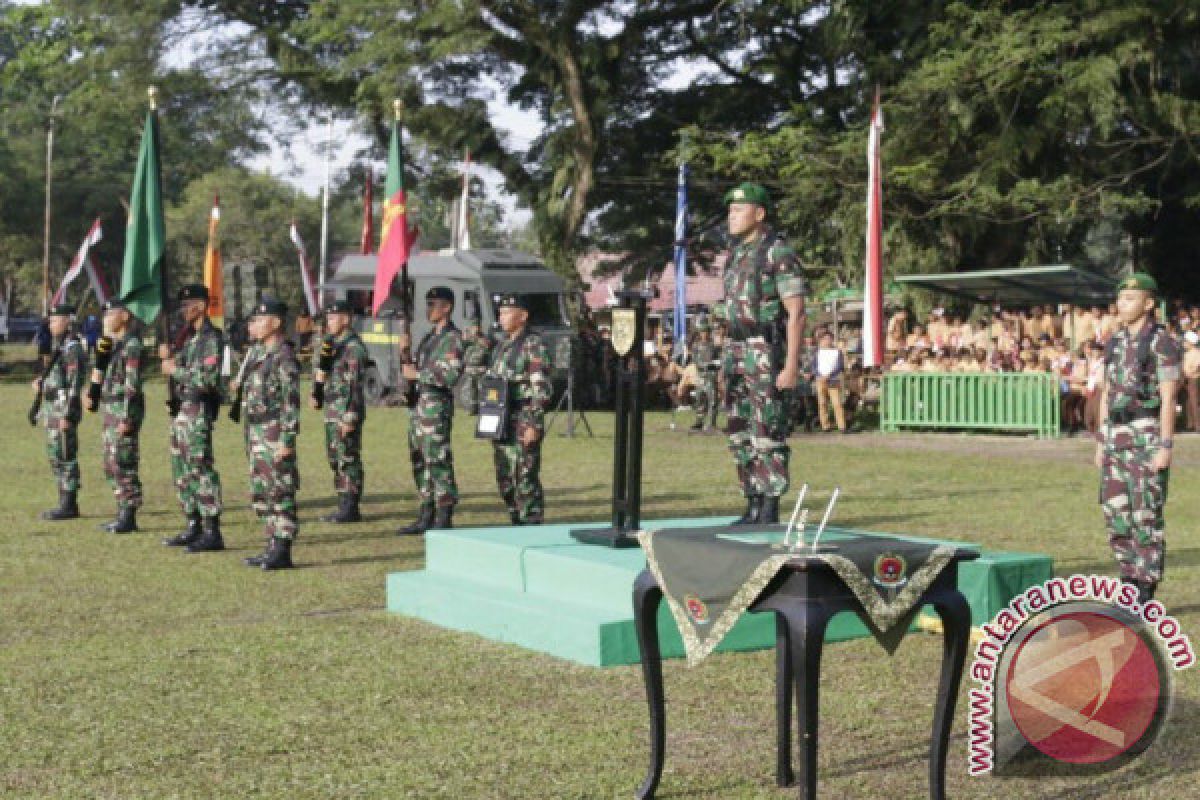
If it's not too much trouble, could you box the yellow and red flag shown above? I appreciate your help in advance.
[374,113,418,316]
[202,193,224,327]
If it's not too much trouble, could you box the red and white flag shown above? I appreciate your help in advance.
[289,220,320,317]
[53,217,110,306]
[862,89,885,369]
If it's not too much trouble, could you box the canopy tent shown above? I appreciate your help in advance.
[894,264,1117,307]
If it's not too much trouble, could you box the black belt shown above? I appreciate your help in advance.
[1108,408,1157,425]
[178,389,212,403]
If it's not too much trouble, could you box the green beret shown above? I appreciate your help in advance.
[1117,272,1157,296]
[48,302,76,317]
[322,299,355,315]
[251,298,288,319]
[178,284,209,302]
[426,286,455,304]
[724,181,770,210]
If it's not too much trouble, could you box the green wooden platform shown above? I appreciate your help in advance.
[386,517,1053,667]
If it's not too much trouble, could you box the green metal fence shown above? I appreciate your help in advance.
[881,372,1061,438]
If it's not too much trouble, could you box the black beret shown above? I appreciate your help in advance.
[426,286,455,303]
[178,284,209,302]
[322,299,355,315]
[47,302,76,316]
[251,298,288,319]
[101,298,127,313]
[496,293,529,312]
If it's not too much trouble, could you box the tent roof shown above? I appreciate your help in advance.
[894,264,1117,306]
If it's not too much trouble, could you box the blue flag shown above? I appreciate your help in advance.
[672,161,688,357]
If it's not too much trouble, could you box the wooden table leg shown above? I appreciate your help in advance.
[776,613,795,787]
[928,588,972,800]
[788,602,832,800]
[634,570,665,800]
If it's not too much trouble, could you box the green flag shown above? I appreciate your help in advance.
[119,109,166,325]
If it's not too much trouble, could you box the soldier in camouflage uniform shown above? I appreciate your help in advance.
[1095,272,1181,603]
[689,316,721,432]
[235,299,301,570]
[34,303,86,520]
[161,284,226,552]
[398,287,465,535]
[486,294,552,525]
[85,299,144,533]
[717,182,807,525]
[311,299,368,524]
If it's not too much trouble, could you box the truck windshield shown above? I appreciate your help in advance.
[496,293,566,328]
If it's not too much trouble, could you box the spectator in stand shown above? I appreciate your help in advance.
[813,329,847,433]
[1064,346,1089,433]
[1083,340,1106,432]
[886,309,908,352]
[906,324,931,350]
[1183,331,1200,433]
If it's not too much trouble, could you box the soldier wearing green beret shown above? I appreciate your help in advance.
[718,182,807,525]
[1094,272,1181,603]
[33,303,87,520]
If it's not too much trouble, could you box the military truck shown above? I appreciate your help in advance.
[322,248,576,404]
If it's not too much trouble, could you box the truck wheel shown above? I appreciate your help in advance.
[364,365,385,405]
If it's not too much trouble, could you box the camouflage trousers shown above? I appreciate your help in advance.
[493,433,543,523]
[247,432,298,541]
[102,414,142,511]
[324,420,363,499]
[1100,420,1169,588]
[723,340,791,498]
[694,372,719,428]
[44,416,80,492]
[407,392,458,507]
[169,403,222,517]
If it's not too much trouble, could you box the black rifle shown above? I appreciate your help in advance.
[311,336,336,409]
[86,336,115,413]
[164,320,192,418]
[28,346,64,426]
[227,348,254,424]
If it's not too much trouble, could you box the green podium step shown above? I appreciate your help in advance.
[386,518,1053,667]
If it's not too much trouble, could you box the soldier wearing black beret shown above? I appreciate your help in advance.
[34,303,86,520]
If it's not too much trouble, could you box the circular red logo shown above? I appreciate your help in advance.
[1005,611,1162,765]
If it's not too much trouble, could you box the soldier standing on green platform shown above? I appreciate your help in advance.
[312,299,368,524]
[486,294,551,525]
[161,284,226,552]
[398,287,465,535]
[717,182,807,525]
[34,303,86,520]
[689,316,720,433]
[1095,272,1181,604]
[237,299,301,570]
[87,299,144,533]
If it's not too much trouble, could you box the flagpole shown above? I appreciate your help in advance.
[41,94,61,315]
[147,86,170,347]
[318,115,334,299]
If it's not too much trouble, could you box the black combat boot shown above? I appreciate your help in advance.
[41,489,80,521]
[243,540,270,567]
[431,505,454,531]
[732,495,762,526]
[397,504,434,536]
[335,494,362,523]
[106,507,138,534]
[508,510,523,526]
[186,515,225,553]
[164,513,203,546]
[319,495,347,523]
[260,537,294,571]
[758,496,781,524]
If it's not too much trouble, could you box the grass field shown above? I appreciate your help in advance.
[1,381,1197,799]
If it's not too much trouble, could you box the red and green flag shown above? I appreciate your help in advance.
[374,112,417,316]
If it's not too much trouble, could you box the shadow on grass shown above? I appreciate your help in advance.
[1058,547,1200,575]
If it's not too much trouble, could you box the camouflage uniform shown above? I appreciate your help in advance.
[323,328,369,501]
[241,339,301,541]
[718,227,805,500]
[42,334,87,493]
[691,338,721,429]
[100,332,145,511]
[486,330,552,523]
[1099,323,1181,593]
[169,319,225,518]
[459,322,494,413]
[408,323,465,509]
